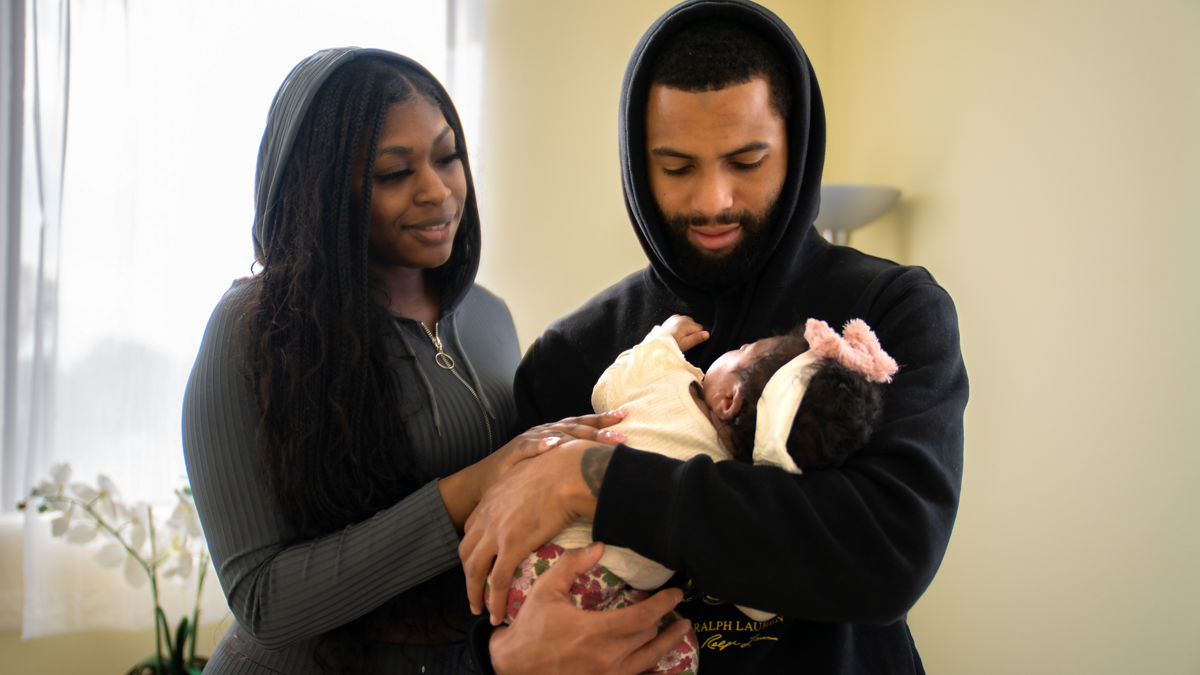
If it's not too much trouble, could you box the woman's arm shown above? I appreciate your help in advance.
[183,285,628,648]
[182,285,464,649]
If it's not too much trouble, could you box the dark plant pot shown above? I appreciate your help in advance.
[124,656,208,675]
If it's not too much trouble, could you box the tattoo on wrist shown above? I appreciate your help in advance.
[581,445,613,498]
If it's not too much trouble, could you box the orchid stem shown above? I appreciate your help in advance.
[30,477,208,674]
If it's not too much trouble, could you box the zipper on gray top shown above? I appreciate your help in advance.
[420,320,495,450]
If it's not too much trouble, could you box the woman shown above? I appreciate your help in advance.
[182,48,619,674]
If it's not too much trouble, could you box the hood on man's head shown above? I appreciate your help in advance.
[251,47,481,314]
[618,0,826,293]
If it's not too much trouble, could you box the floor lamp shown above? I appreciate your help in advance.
[814,183,901,245]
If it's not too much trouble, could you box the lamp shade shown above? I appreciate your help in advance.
[814,183,901,244]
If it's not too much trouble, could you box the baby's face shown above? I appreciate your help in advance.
[703,336,788,411]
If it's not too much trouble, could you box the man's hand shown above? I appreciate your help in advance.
[487,544,691,674]
[440,411,625,531]
[460,439,613,623]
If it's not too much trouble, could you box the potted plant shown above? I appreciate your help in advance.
[18,463,211,674]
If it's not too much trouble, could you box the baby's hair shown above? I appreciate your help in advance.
[786,362,883,469]
[724,327,808,460]
[726,324,886,467]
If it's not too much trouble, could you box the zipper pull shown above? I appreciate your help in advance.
[423,323,456,370]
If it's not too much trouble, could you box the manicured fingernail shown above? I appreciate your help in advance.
[601,430,626,442]
[543,435,561,447]
[607,409,628,418]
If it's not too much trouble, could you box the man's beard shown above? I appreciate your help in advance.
[661,201,780,291]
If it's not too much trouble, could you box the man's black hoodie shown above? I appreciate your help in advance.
[511,1,969,672]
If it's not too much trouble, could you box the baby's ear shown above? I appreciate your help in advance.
[715,384,745,421]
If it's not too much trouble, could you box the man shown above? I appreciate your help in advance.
[462,1,968,672]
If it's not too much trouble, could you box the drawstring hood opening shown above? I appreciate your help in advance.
[618,0,827,367]
[254,47,482,318]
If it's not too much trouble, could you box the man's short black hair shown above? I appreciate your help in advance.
[650,18,791,120]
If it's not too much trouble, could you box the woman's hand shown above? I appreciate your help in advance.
[482,411,627,501]
[488,544,690,674]
[439,411,625,531]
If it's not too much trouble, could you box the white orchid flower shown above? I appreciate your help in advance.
[50,462,71,484]
[172,550,195,579]
[69,482,99,502]
[21,464,212,670]
[166,489,204,540]
[50,516,71,537]
[123,555,147,588]
[31,462,72,500]
[93,474,120,522]
[126,503,149,553]
[162,533,196,580]
[65,521,99,544]
[95,542,127,568]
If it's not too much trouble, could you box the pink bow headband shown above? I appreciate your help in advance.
[804,318,898,383]
[753,318,897,473]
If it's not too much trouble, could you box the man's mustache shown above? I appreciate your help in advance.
[667,210,757,229]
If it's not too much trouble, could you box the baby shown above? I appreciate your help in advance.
[497,315,898,674]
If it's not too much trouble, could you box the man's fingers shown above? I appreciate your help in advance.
[459,527,494,615]
[595,589,689,674]
[487,541,568,625]
[486,560,511,625]
[489,543,605,626]
[499,538,604,624]
[540,543,606,591]
[457,442,596,626]
[478,541,691,674]
[606,585,684,638]
[621,617,692,674]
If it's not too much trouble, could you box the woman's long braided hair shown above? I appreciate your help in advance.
[240,55,470,670]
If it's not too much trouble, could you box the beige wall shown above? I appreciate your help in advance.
[480,1,1200,673]
[825,3,1200,673]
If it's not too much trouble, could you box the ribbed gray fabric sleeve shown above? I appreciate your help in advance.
[181,283,462,651]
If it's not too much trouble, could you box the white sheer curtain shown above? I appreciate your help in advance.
[3,0,483,638]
